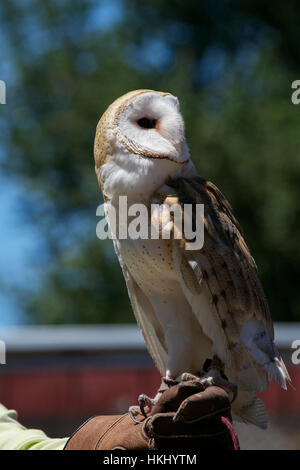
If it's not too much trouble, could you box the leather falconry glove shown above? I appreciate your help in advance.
[64,379,240,450]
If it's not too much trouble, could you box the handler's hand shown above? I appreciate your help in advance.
[145,380,239,450]
[64,380,239,450]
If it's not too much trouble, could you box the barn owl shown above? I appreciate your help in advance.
[94,89,290,429]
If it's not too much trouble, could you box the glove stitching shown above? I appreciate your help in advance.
[174,405,231,424]
[94,413,129,450]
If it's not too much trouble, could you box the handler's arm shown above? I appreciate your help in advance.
[0,403,67,450]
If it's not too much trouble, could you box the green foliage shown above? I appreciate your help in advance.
[23,239,132,324]
[0,0,300,323]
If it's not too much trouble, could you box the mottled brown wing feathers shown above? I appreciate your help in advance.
[165,176,273,340]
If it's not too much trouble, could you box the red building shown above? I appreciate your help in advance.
[0,323,299,448]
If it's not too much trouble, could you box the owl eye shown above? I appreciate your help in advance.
[137,117,157,129]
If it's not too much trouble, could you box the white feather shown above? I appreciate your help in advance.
[232,391,268,430]
[240,320,290,389]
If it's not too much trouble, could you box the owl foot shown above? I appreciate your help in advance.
[128,405,142,422]
[177,356,237,403]
[160,376,179,389]
[137,394,156,418]
[129,377,179,422]
[128,393,159,423]
[180,372,202,383]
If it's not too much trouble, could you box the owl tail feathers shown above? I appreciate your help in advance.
[273,351,292,390]
[232,392,268,430]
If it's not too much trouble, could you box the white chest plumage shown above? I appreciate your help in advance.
[118,235,212,378]
[118,237,177,295]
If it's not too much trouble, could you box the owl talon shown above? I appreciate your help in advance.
[138,393,154,418]
[180,372,201,382]
[128,405,145,423]
[161,376,178,388]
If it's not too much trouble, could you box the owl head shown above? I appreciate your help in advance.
[94,90,191,195]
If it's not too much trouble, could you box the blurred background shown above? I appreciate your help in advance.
[0,0,299,449]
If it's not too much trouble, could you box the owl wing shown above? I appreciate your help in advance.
[155,175,290,392]
[112,239,167,376]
